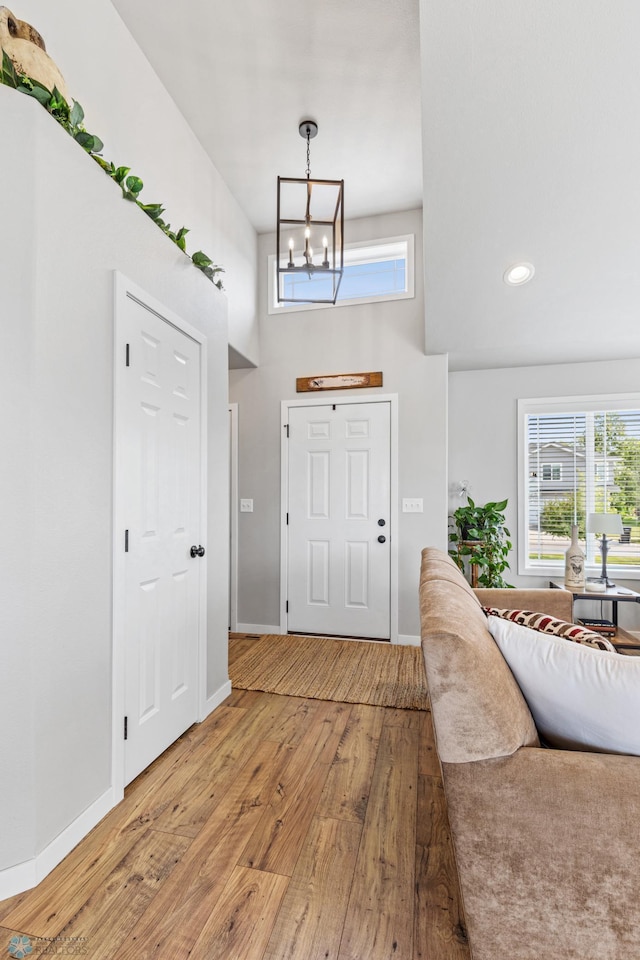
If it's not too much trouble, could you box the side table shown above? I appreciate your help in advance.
[549,580,640,651]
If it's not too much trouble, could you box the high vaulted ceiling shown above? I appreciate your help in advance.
[421,0,640,370]
[112,0,423,236]
[113,0,640,370]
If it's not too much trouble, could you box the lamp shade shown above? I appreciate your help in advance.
[588,513,624,536]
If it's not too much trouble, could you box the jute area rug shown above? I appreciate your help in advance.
[229,634,430,711]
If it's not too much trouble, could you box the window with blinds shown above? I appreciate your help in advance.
[519,397,640,575]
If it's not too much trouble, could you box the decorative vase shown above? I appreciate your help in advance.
[564,524,585,588]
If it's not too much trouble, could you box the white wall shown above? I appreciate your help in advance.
[449,356,640,630]
[17,0,259,366]
[1,113,37,872]
[229,209,448,639]
[0,89,229,887]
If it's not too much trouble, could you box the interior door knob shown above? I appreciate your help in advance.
[190,545,205,558]
[378,535,386,544]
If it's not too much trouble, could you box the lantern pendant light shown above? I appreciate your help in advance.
[276,120,344,304]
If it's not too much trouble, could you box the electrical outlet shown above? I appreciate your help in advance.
[240,499,254,512]
[402,498,423,513]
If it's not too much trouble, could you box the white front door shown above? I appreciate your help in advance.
[120,295,204,785]
[286,401,391,639]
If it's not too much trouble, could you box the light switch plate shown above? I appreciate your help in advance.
[402,498,423,513]
[240,499,254,512]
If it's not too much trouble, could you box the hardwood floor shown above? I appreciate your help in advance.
[0,637,469,960]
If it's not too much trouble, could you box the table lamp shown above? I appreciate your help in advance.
[588,513,624,587]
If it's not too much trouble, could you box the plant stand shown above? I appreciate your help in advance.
[459,540,484,588]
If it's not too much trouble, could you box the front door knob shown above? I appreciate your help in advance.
[190,545,205,558]
[378,535,386,544]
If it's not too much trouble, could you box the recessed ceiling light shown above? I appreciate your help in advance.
[504,262,535,285]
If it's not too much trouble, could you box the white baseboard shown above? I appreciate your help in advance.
[236,623,282,635]
[1,677,239,902]
[0,786,115,900]
[394,634,421,646]
[0,856,36,902]
[235,626,421,646]
[201,679,232,721]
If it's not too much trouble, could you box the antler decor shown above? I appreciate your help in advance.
[0,6,69,99]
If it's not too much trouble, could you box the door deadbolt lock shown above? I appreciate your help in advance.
[377,535,386,544]
[190,545,205,558]
[378,518,386,526]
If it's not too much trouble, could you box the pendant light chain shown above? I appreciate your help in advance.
[306,128,311,180]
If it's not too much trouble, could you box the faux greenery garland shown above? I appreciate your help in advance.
[1,51,224,288]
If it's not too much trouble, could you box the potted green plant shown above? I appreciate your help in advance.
[449,496,513,588]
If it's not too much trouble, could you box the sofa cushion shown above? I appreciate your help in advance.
[419,550,481,601]
[420,548,539,763]
[443,748,640,960]
[488,615,640,755]
[483,606,617,651]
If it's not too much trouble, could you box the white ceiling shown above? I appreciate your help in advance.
[113,0,640,371]
[420,0,640,369]
[112,0,423,236]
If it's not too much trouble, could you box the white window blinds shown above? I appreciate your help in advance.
[522,401,640,572]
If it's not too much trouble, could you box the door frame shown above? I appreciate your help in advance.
[280,393,399,642]
[228,403,239,632]
[112,272,208,800]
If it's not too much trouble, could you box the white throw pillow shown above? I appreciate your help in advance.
[487,615,640,756]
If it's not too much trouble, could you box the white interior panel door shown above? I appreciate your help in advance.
[121,296,203,785]
[287,401,391,639]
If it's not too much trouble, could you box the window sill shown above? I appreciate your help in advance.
[520,562,640,581]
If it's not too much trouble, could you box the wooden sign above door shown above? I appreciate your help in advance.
[296,371,383,393]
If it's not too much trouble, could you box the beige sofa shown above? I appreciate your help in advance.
[419,547,640,960]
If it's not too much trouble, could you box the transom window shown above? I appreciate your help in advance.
[268,235,414,314]
[518,395,640,577]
